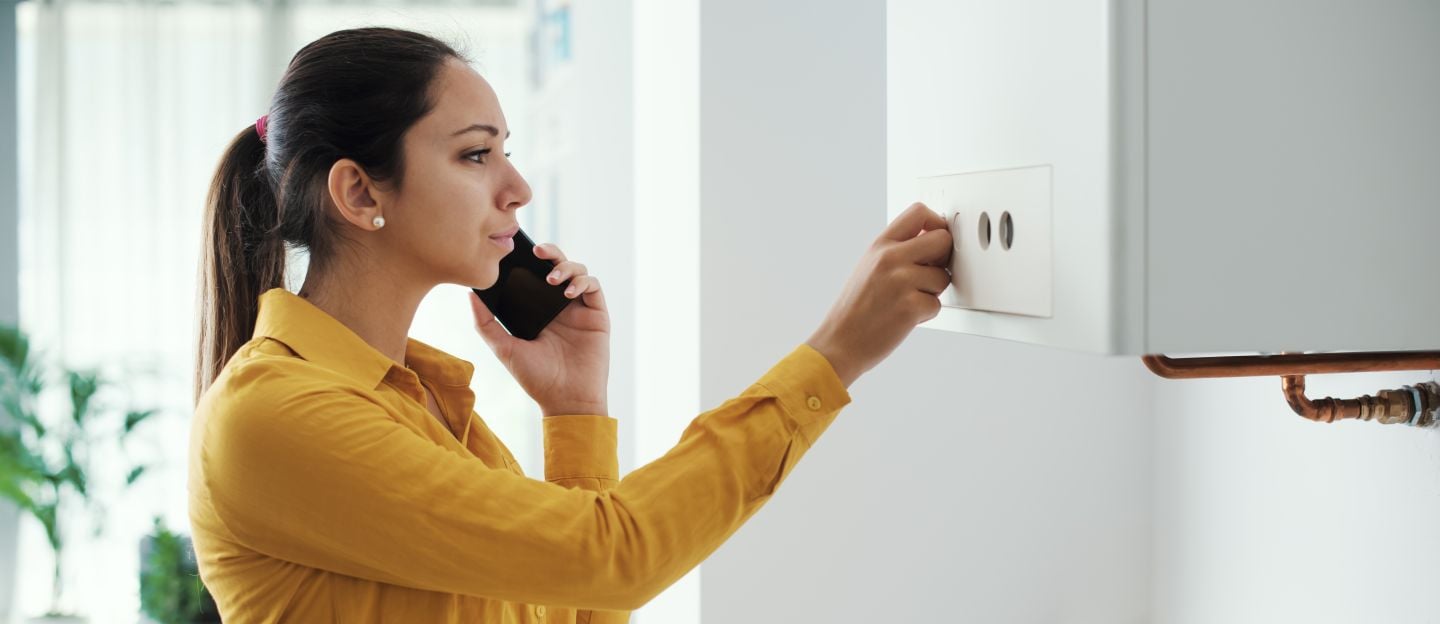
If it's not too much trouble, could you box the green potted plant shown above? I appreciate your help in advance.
[0,323,158,622]
[140,516,220,624]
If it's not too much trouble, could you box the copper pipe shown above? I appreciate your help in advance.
[1142,351,1440,379]
[1281,376,1440,426]
[1143,351,1440,427]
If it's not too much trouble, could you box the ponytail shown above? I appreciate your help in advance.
[194,123,287,405]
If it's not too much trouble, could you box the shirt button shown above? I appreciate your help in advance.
[806,396,822,410]
[535,605,546,617]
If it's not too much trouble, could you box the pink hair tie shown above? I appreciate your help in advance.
[255,114,269,143]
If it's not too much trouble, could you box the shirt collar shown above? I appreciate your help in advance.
[251,287,475,390]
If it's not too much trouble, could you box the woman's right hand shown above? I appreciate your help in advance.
[805,202,953,387]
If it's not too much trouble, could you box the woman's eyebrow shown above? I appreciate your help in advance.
[451,123,511,139]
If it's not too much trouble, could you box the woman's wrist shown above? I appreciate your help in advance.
[804,337,861,388]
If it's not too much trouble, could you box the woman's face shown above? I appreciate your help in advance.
[381,57,532,290]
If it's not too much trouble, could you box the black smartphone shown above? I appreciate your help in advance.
[472,228,575,340]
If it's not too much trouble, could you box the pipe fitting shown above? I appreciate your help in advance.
[1282,376,1440,426]
[1401,381,1440,427]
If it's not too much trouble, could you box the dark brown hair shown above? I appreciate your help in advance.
[195,27,467,404]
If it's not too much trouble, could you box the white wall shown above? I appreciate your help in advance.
[695,1,1152,622]
[1153,372,1440,624]
[631,0,701,621]
[553,0,637,477]
[692,2,1440,624]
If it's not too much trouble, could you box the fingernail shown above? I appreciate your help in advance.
[548,271,559,283]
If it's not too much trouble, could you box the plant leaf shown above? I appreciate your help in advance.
[0,329,45,439]
[0,449,42,514]
[32,500,59,550]
[1,395,45,439]
[0,324,30,373]
[22,368,43,396]
[0,429,48,482]
[126,465,148,486]
[124,409,158,435]
[68,369,100,426]
[58,446,87,498]
[0,480,38,515]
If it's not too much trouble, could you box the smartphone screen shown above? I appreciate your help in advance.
[472,228,574,340]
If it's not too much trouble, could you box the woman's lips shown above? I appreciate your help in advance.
[489,235,515,251]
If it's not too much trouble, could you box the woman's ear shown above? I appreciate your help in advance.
[326,157,387,229]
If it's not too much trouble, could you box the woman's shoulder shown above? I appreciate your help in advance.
[214,335,334,386]
[197,337,375,420]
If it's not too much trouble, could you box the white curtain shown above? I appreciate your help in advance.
[13,0,550,620]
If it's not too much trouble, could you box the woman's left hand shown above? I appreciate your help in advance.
[469,242,610,417]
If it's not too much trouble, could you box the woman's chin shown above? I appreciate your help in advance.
[471,267,501,291]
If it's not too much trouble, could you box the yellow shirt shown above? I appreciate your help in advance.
[188,287,852,623]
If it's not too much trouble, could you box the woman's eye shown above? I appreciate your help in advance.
[464,149,513,164]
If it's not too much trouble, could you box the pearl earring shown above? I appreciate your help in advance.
[372,215,386,229]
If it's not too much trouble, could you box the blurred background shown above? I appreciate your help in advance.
[2,0,701,621]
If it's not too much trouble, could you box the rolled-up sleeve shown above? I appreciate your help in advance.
[543,414,620,490]
[201,342,851,612]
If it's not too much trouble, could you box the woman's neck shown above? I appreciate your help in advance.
[296,263,432,368]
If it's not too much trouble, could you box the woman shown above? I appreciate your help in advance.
[189,26,953,624]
